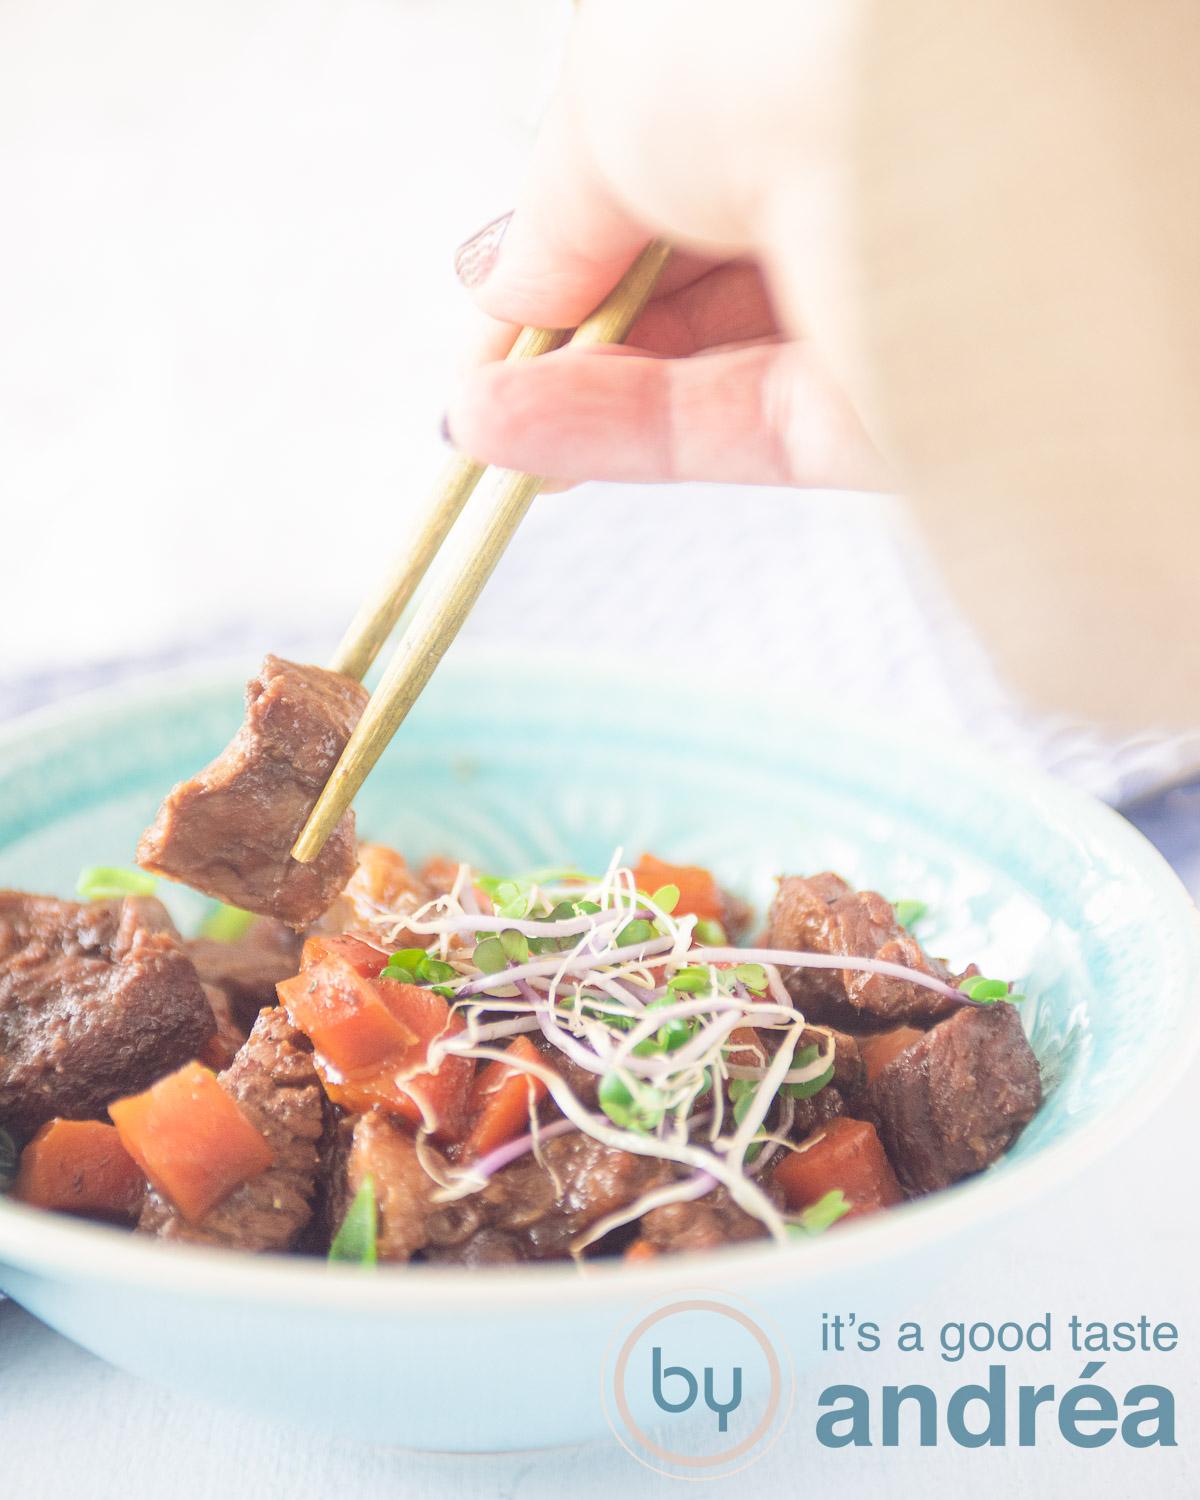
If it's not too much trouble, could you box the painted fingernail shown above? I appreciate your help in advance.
[454,210,512,288]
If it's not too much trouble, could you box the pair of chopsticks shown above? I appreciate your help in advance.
[291,239,672,864]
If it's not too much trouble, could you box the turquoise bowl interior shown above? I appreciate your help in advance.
[0,650,1196,1451]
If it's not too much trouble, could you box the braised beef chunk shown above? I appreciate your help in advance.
[324,1109,481,1263]
[0,892,214,1137]
[788,1082,847,1140]
[481,1132,672,1259]
[808,1027,867,1096]
[139,1007,324,1251]
[639,1180,780,1255]
[198,983,246,1072]
[767,873,960,1027]
[186,917,303,1033]
[860,1001,1041,1194]
[136,656,368,930]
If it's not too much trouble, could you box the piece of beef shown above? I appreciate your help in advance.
[422,1227,530,1266]
[324,1109,481,1263]
[804,1026,867,1095]
[138,1007,325,1251]
[639,1178,781,1255]
[197,983,246,1072]
[480,1132,673,1259]
[0,892,215,1138]
[787,1083,847,1140]
[137,656,368,929]
[859,1001,1041,1194]
[767,873,962,1028]
[720,888,755,944]
[186,917,303,1033]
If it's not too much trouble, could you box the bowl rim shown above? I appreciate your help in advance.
[1,652,1197,1312]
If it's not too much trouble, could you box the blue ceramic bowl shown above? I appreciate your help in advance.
[0,652,1196,1451]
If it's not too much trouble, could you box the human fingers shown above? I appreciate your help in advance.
[445,339,888,490]
[457,258,779,379]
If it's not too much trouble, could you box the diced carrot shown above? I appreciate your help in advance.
[859,1026,926,1084]
[300,933,390,979]
[312,978,473,1143]
[460,1036,551,1160]
[278,958,419,1076]
[634,853,725,925]
[623,1238,659,1263]
[772,1116,904,1221]
[13,1120,144,1222]
[109,1062,273,1223]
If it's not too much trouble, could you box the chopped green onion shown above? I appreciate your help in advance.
[499,928,530,965]
[75,866,157,901]
[471,937,509,974]
[598,1072,665,1132]
[693,918,728,945]
[650,884,679,914]
[958,975,1011,1002]
[199,903,256,943]
[781,1063,834,1099]
[893,899,927,930]
[734,963,768,993]
[787,1189,850,1237]
[615,918,656,948]
[328,1177,378,1265]
[0,1128,18,1193]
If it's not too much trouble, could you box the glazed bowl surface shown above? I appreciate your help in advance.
[0,652,1195,1450]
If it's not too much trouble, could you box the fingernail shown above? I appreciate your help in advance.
[439,413,455,448]
[454,210,512,288]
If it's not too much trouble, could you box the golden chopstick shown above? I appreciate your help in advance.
[293,239,672,863]
[328,323,571,684]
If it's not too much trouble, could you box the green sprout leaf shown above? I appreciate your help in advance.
[693,918,728,946]
[328,1177,377,1265]
[732,1082,760,1128]
[615,919,656,948]
[793,1044,820,1068]
[75,866,157,901]
[958,975,1012,1003]
[472,937,509,974]
[0,1128,18,1193]
[782,1063,835,1099]
[668,966,714,994]
[379,947,426,981]
[415,956,457,987]
[199,903,256,943]
[893,899,928,930]
[598,1072,665,1132]
[734,963,768,993]
[499,928,530,965]
[650,884,679,915]
[787,1189,851,1237]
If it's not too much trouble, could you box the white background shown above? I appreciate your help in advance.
[0,2,1197,1495]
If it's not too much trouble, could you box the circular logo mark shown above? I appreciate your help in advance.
[601,1288,794,1480]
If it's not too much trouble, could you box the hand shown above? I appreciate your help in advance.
[445,1,886,491]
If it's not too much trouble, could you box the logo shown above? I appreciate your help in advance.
[601,1288,794,1479]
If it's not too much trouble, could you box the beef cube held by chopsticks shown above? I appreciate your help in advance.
[137,656,368,929]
